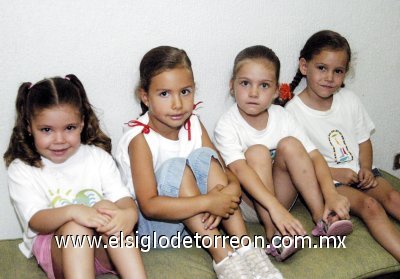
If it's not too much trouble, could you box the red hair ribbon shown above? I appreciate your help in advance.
[279,83,293,101]
[184,101,204,141]
[126,120,151,134]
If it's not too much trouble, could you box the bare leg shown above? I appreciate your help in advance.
[92,200,147,278]
[244,144,279,241]
[208,158,249,246]
[364,177,400,221]
[51,221,95,279]
[180,166,233,263]
[337,185,400,261]
[101,233,146,279]
[273,137,325,223]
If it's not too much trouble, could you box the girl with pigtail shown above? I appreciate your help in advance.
[285,30,400,261]
[4,74,146,278]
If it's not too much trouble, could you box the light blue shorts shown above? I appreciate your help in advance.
[137,147,219,248]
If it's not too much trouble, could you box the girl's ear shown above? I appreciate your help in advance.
[139,89,149,107]
[299,58,308,75]
[229,80,235,97]
[79,116,84,132]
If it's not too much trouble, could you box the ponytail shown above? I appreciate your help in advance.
[4,82,41,167]
[65,74,111,154]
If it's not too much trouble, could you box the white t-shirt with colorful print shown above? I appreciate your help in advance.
[285,88,375,173]
[8,144,131,258]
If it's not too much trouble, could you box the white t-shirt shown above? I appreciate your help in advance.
[7,144,131,258]
[213,104,316,166]
[285,88,375,173]
[115,112,203,195]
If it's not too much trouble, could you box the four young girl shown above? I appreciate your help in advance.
[4,31,399,278]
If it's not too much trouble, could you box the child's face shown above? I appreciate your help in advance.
[140,67,195,137]
[300,49,348,100]
[28,104,84,164]
[231,59,278,119]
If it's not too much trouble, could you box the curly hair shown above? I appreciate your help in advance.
[4,74,111,168]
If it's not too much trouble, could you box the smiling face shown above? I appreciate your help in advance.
[300,49,348,101]
[140,67,195,139]
[28,104,84,164]
[231,58,279,123]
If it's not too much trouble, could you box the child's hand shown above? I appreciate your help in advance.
[331,168,359,185]
[96,207,137,237]
[269,204,306,237]
[206,184,240,218]
[358,168,378,190]
[201,212,222,230]
[71,205,111,228]
[323,194,351,221]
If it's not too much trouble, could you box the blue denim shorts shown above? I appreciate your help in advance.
[137,147,219,248]
[334,168,381,189]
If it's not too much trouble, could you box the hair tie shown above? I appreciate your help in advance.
[65,76,71,81]
[279,83,293,101]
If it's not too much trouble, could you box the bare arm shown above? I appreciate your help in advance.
[29,204,110,234]
[359,139,373,170]
[309,150,350,220]
[358,139,377,189]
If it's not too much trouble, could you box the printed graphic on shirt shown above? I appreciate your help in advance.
[49,189,103,207]
[328,130,353,164]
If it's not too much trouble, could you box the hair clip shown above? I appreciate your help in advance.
[28,83,33,90]
[279,83,293,101]
[65,76,71,81]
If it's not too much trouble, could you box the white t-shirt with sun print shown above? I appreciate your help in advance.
[7,144,131,258]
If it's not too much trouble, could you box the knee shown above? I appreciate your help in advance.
[360,197,385,218]
[56,221,94,236]
[93,200,115,210]
[386,189,400,206]
[276,136,303,155]
[245,144,271,166]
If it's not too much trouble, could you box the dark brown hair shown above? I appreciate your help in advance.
[4,74,111,167]
[290,30,351,93]
[136,46,193,115]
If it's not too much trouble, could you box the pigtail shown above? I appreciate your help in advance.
[4,82,41,167]
[290,69,304,93]
[66,74,112,154]
[139,101,148,116]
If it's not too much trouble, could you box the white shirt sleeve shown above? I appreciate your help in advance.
[352,93,375,143]
[8,160,47,236]
[214,115,246,166]
[97,148,131,202]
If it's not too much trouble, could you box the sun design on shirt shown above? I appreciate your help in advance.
[49,188,103,208]
[328,130,353,164]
